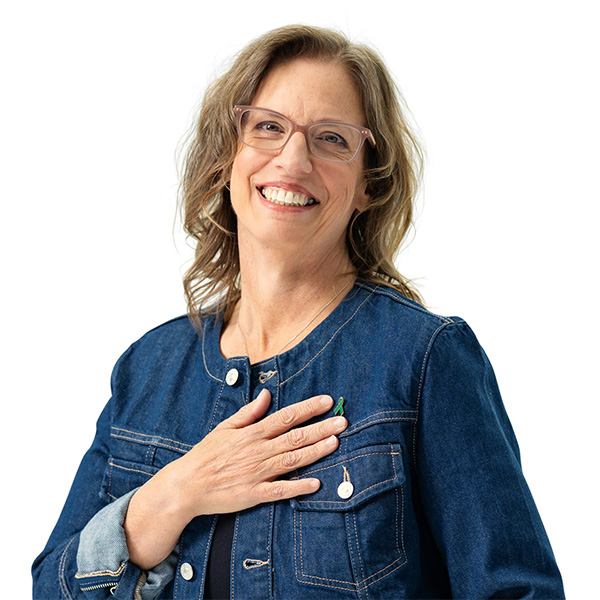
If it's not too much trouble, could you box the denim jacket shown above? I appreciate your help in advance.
[33,281,564,599]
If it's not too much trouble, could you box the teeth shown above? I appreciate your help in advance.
[261,187,316,207]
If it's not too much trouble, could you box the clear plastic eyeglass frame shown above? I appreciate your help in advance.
[233,105,376,163]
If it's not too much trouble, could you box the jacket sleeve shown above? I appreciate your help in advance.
[415,320,564,599]
[32,361,177,599]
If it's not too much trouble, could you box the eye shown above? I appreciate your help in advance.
[315,130,350,148]
[255,120,286,135]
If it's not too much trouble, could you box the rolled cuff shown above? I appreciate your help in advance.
[76,489,177,599]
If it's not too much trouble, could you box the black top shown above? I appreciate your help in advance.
[204,513,236,599]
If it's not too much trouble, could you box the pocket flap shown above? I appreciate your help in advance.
[290,443,404,512]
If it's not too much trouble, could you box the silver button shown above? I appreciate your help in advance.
[259,370,276,383]
[225,368,239,386]
[337,481,354,499]
[180,562,194,581]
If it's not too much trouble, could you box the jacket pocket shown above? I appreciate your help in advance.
[290,443,406,593]
[102,427,190,501]
[102,455,158,501]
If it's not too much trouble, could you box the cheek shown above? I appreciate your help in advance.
[229,161,242,198]
[229,148,267,199]
[229,154,252,206]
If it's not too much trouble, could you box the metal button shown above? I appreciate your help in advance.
[180,562,194,581]
[259,370,276,383]
[337,481,354,499]
[225,368,239,386]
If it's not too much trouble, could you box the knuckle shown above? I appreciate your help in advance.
[317,420,332,437]
[270,481,287,499]
[287,427,306,447]
[275,406,296,426]
[240,444,260,464]
[280,450,301,469]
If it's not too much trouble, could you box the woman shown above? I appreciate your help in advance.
[33,25,564,599]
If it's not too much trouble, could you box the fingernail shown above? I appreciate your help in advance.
[309,478,320,490]
[326,435,338,447]
[320,395,333,408]
[333,417,346,430]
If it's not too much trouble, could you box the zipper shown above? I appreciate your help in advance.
[80,582,118,594]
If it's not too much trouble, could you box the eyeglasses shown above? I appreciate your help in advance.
[233,105,376,163]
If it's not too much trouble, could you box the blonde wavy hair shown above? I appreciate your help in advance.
[179,24,424,328]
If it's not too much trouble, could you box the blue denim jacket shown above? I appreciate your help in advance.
[33,281,564,599]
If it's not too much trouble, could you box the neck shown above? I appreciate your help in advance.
[221,238,356,363]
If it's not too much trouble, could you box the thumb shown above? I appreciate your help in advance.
[220,388,271,430]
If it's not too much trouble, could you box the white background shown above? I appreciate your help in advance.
[2,1,598,597]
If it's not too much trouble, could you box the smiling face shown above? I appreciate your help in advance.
[229,58,370,265]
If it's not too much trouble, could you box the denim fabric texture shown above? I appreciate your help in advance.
[75,489,178,599]
[32,281,564,599]
[76,489,135,575]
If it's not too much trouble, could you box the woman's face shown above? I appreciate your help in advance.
[229,58,370,262]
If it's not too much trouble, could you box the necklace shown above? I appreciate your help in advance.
[236,279,352,359]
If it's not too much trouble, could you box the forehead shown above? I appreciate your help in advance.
[252,58,365,125]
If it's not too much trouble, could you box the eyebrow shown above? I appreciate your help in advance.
[254,106,365,127]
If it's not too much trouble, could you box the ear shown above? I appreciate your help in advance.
[353,179,370,213]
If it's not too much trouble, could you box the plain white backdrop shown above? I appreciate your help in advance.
[2,1,598,597]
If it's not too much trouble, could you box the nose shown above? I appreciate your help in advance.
[274,131,313,175]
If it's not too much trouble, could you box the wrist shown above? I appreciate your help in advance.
[123,464,193,570]
[156,460,199,524]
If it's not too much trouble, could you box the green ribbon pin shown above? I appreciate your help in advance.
[334,396,345,416]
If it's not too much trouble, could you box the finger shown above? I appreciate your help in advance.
[255,476,322,502]
[276,416,347,453]
[269,433,340,475]
[259,395,334,438]
[219,388,271,430]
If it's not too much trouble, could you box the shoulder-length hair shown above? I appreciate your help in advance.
[179,24,424,329]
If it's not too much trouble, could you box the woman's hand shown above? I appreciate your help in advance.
[124,389,346,569]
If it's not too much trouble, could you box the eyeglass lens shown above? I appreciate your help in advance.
[238,108,364,162]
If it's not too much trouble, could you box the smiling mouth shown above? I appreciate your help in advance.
[260,186,318,207]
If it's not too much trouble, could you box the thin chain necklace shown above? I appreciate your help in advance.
[236,279,352,359]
